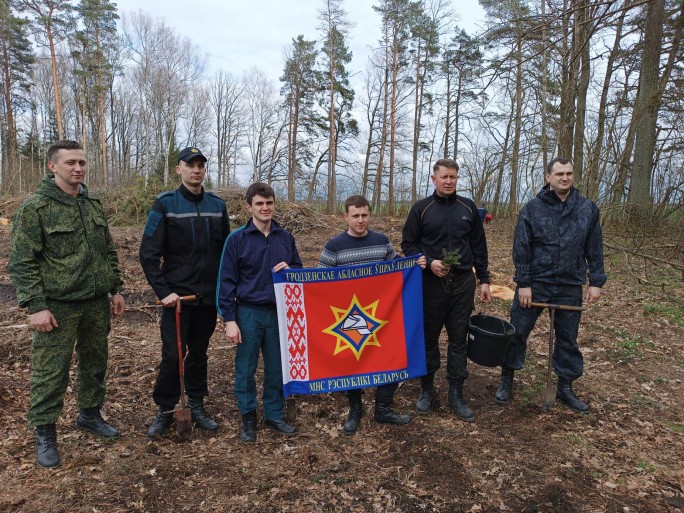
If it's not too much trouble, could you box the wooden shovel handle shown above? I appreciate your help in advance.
[154,294,198,306]
[529,301,586,312]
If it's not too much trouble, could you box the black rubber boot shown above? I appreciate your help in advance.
[240,410,257,443]
[343,394,363,435]
[495,368,515,404]
[35,424,60,468]
[147,408,173,440]
[76,407,120,438]
[374,402,412,425]
[448,381,475,422]
[556,379,590,413]
[188,397,219,431]
[415,375,435,414]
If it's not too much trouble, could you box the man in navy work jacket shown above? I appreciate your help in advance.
[140,146,230,438]
[402,158,491,423]
[496,157,606,412]
[217,182,302,443]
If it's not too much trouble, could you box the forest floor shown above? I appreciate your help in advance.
[0,212,683,513]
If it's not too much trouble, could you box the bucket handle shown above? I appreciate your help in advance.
[474,311,509,336]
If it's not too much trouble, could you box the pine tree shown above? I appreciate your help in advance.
[281,35,319,202]
[75,0,119,185]
[0,0,35,194]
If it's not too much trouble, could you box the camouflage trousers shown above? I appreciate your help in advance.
[28,296,112,426]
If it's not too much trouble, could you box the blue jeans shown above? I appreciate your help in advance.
[234,305,285,420]
[504,283,584,382]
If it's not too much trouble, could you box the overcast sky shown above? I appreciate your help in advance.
[113,0,486,83]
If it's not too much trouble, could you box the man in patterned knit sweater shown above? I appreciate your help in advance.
[319,195,426,435]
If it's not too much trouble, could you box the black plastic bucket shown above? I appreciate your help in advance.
[467,314,515,367]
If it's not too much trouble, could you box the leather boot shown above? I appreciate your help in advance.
[343,394,363,435]
[35,424,60,468]
[448,381,475,422]
[495,368,515,404]
[76,407,120,438]
[147,408,173,440]
[374,402,412,425]
[188,396,219,431]
[556,379,590,413]
[240,410,257,443]
[415,375,435,414]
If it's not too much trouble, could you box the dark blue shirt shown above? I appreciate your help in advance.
[216,219,302,321]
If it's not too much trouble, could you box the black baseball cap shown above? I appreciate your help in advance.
[178,147,207,163]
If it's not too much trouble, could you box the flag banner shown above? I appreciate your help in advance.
[273,256,427,396]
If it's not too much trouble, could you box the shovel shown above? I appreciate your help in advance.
[156,294,198,440]
[529,302,586,411]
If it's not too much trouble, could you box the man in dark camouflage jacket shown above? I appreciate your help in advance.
[9,140,125,468]
[496,157,606,412]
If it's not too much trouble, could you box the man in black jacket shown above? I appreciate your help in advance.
[402,158,491,422]
[496,157,606,412]
[140,147,230,438]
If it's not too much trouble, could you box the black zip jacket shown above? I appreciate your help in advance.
[401,191,490,284]
[139,184,230,305]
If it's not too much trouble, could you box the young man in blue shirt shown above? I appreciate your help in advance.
[217,183,302,442]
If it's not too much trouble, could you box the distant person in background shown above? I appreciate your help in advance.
[319,195,425,435]
[477,203,488,224]
[217,182,302,443]
[140,146,230,439]
[496,157,606,412]
[485,212,493,225]
[9,139,125,468]
[401,158,491,423]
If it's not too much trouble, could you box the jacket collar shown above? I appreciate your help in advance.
[179,183,204,202]
[432,190,458,204]
[37,175,88,205]
[537,185,579,209]
[243,218,283,235]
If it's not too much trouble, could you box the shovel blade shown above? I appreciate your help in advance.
[541,386,556,410]
[174,408,192,441]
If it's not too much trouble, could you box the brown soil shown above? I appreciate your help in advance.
[0,219,683,513]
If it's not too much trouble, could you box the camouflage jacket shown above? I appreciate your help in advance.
[9,175,123,313]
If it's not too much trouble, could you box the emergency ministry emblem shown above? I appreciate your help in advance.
[322,294,388,361]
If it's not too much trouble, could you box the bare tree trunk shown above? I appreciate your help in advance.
[2,40,18,194]
[572,0,590,184]
[372,31,391,214]
[411,39,422,204]
[387,25,399,216]
[557,0,575,158]
[326,30,337,214]
[96,24,108,186]
[46,19,63,139]
[629,0,665,206]
[509,37,523,217]
[587,7,626,201]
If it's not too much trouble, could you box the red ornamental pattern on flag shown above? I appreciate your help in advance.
[273,256,427,396]
[285,284,308,381]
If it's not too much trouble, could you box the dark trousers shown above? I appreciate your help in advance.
[153,305,217,409]
[504,283,584,382]
[347,382,398,404]
[422,270,476,383]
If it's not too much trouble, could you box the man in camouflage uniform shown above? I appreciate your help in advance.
[9,140,125,468]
